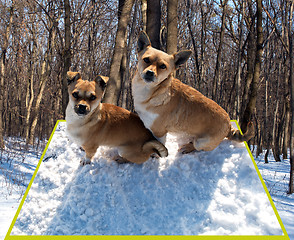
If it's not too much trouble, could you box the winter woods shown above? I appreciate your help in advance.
[0,0,293,192]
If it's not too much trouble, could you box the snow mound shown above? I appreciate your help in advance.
[11,122,283,235]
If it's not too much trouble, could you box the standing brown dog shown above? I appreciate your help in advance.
[65,71,168,165]
[132,31,254,153]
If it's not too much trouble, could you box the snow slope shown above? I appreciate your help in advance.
[10,121,285,236]
[256,152,294,240]
[0,139,41,240]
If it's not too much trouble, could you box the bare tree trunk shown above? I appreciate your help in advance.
[263,2,272,154]
[117,0,132,107]
[256,116,263,157]
[0,55,6,148]
[166,0,178,54]
[25,41,36,144]
[120,0,138,109]
[272,100,281,162]
[28,21,56,145]
[142,0,147,32]
[282,0,291,160]
[241,0,263,133]
[187,0,201,88]
[212,0,228,101]
[146,0,161,49]
[240,0,255,128]
[264,24,270,158]
[288,0,294,194]
[283,98,290,159]
[199,2,209,94]
[28,56,50,145]
[62,0,71,118]
[264,148,270,164]
[24,8,38,144]
[234,0,244,121]
[0,6,13,149]
[103,0,135,104]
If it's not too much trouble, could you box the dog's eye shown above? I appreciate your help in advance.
[159,64,166,69]
[89,95,97,101]
[143,57,150,64]
[72,92,79,99]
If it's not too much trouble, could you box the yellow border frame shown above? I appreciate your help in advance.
[4,120,290,240]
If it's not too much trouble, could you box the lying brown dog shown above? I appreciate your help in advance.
[132,31,254,153]
[65,71,168,165]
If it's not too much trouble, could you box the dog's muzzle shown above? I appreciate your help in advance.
[74,104,89,115]
[143,70,155,83]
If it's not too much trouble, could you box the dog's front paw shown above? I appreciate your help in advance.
[150,153,160,159]
[80,157,91,166]
[178,143,196,154]
[113,155,131,164]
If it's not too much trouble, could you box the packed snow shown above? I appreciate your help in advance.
[0,138,42,240]
[8,121,285,236]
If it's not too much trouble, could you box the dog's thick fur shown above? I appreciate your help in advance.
[132,31,254,153]
[65,71,168,165]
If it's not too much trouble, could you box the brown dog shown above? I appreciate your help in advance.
[65,71,168,165]
[132,31,254,153]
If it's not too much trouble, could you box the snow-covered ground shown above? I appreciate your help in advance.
[5,121,285,236]
[256,152,294,240]
[0,138,43,240]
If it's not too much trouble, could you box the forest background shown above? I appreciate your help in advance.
[0,0,293,193]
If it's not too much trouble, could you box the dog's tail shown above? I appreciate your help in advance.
[143,140,168,158]
[227,122,255,142]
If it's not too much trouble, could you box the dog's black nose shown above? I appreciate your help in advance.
[78,104,87,114]
[146,70,154,77]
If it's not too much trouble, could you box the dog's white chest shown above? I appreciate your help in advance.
[132,82,158,130]
[136,104,158,130]
[65,106,86,146]
[66,122,85,147]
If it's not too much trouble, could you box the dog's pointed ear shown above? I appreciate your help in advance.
[67,71,81,85]
[173,50,192,69]
[94,75,109,91]
[138,31,151,52]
